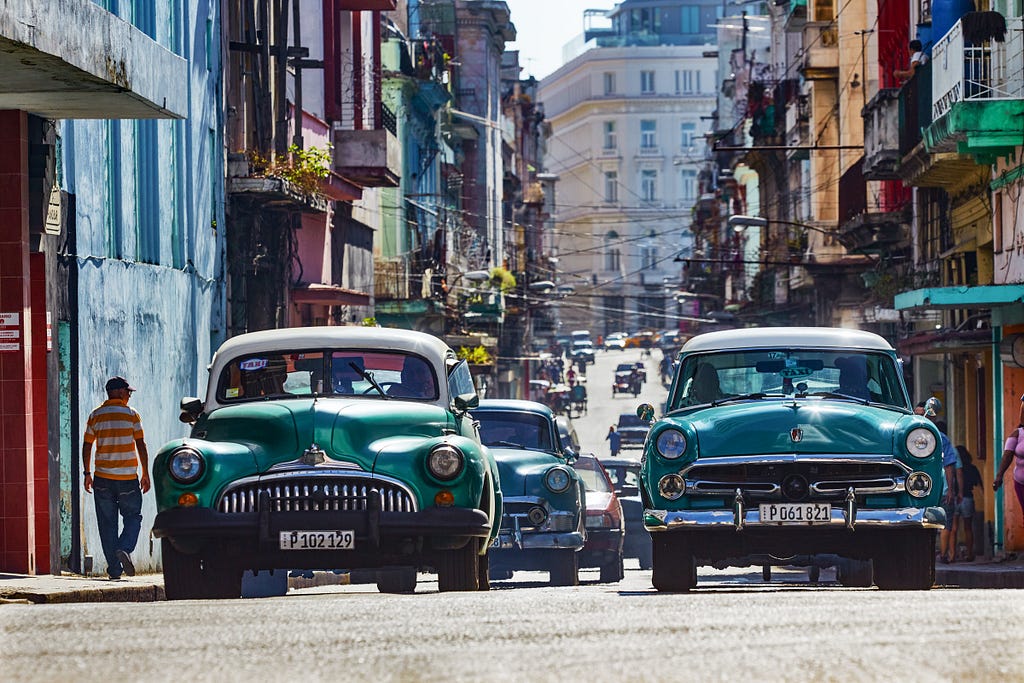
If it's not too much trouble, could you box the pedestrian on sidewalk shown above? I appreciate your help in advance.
[82,376,151,580]
[994,394,1024,526]
[606,425,621,457]
[956,445,981,562]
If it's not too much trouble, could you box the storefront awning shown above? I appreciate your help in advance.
[894,285,1024,311]
[291,284,371,306]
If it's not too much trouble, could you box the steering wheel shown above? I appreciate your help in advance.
[361,382,399,395]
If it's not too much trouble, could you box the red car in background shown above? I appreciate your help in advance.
[573,453,625,583]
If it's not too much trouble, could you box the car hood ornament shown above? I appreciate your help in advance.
[300,444,327,466]
[790,427,803,443]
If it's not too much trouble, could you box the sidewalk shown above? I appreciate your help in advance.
[2,557,1022,603]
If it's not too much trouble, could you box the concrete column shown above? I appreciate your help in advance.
[0,109,37,573]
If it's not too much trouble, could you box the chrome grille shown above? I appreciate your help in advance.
[217,475,417,514]
[683,457,908,500]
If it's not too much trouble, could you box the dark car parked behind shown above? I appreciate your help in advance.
[616,413,649,449]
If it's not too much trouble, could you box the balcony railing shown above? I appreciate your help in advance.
[932,16,1024,120]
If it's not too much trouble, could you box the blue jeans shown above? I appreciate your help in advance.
[92,477,143,578]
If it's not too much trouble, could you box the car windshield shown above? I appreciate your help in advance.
[574,457,612,493]
[217,350,438,402]
[605,465,640,493]
[615,363,634,373]
[671,349,908,410]
[476,411,556,452]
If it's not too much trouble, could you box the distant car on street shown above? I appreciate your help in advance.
[603,333,626,351]
[616,412,649,449]
[599,457,652,569]
[473,400,586,586]
[570,340,596,365]
[625,331,655,348]
[573,453,625,582]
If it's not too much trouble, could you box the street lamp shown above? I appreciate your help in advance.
[727,214,837,237]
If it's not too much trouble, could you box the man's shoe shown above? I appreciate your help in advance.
[116,549,136,576]
[108,575,123,581]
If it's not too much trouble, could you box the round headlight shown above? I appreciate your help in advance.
[544,467,572,493]
[427,444,464,481]
[656,429,687,459]
[906,471,932,498]
[905,427,937,459]
[658,473,685,500]
[169,447,205,484]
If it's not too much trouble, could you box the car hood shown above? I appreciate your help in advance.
[198,398,452,471]
[679,400,907,456]
[491,448,566,496]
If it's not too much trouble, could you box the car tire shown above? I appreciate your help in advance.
[436,539,480,592]
[637,540,653,571]
[651,533,696,592]
[376,567,417,594]
[161,538,204,600]
[549,549,579,586]
[873,530,935,590]
[477,551,491,591]
[835,558,874,587]
[599,552,625,583]
[162,539,242,600]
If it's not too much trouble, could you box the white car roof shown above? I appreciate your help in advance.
[682,327,894,353]
[206,326,456,407]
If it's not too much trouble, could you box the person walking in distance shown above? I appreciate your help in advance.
[994,393,1024,527]
[82,376,151,579]
[606,425,621,457]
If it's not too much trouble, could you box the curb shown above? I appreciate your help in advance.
[0,584,165,604]
[935,567,1024,589]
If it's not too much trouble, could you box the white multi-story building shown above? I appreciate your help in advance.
[540,21,716,335]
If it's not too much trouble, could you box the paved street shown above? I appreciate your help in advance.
[3,565,1022,682]
[567,346,671,459]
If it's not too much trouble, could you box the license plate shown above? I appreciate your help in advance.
[279,530,355,550]
[758,503,832,524]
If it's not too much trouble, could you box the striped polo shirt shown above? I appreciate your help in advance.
[84,399,145,480]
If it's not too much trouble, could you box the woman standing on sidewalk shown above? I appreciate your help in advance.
[994,394,1024,525]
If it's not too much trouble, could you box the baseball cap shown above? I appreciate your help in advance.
[105,376,136,392]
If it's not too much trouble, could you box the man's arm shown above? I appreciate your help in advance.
[943,463,955,504]
[136,438,151,493]
[82,441,93,493]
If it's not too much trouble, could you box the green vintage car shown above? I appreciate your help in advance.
[639,327,945,592]
[473,400,586,586]
[152,327,501,599]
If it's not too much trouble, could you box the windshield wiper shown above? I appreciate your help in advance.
[812,391,869,405]
[351,362,389,400]
[487,440,524,448]
[712,392,767,406]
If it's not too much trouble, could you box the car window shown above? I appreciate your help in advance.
[218,351,325,401]
[672,350,907,409]
[574,457,612,493]
[476,411,555,452]
[216,350,440,403]
[605,465,639,491]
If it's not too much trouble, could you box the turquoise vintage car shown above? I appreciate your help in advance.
[152,327,501,599]
[639,327,945,592]
[473,400,586,586]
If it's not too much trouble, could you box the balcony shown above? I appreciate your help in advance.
[925,15,1024,163]
[837,157,908,253]
[333,127,401,187]
[800,22,839,80]
[337,0,396,8]
[862,88,900,180]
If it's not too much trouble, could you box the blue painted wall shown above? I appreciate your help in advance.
[60,0,225,576]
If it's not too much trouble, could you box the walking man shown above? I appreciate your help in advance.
[82,376,151,579]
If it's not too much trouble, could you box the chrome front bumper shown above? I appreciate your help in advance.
[645,505,946,532]
[490,530,585,550]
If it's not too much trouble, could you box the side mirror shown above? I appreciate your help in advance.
[563,447,578,464]
[179,397,203,424]
[454,393,479,413]
[924,396,942,417]
[637,403,655,424]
